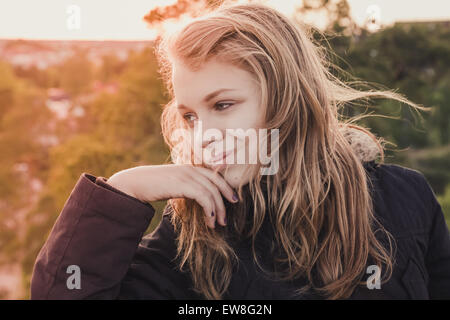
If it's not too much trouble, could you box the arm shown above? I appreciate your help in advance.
[30,173,155,299]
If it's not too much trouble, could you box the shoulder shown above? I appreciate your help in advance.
[364,159,426,181]
[366,161,436,204]
[363,161,438,237]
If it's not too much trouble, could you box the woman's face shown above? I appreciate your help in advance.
[172,58,266,188]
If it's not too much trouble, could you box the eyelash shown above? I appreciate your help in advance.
[182,102,234,122]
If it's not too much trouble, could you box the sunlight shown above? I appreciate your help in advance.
[0,0,448,40]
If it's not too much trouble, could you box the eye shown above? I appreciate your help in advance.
[214,102,234,111]
[181,102,234,124]
[182,113,197,123]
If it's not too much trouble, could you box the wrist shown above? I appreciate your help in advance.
[105,172,139,200]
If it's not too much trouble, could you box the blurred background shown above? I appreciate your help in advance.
[0,0,448,299]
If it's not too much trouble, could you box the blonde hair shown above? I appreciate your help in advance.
[154,1,429,299]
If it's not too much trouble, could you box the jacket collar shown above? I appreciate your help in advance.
[341,125,380,163]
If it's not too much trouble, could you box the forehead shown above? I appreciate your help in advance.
[172,58,258,99]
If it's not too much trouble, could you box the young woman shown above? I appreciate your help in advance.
[30,2,450,300]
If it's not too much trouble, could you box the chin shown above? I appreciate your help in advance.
[221,164,256,189]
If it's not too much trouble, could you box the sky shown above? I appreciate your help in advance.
[0,0,448,41]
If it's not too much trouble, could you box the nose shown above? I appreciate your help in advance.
[192,117,225,149]
[190,119,225,165]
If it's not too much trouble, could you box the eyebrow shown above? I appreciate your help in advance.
[177,88,237,110]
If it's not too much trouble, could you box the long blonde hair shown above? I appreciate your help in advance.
[154,1,429,299]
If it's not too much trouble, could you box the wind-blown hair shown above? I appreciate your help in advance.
[154,1,428,299]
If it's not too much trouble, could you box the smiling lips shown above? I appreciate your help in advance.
[207,149,234,169]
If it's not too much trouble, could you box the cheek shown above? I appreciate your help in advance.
[231,104,265,130]
[247,102,266,129]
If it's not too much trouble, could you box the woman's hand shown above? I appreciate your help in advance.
[105,164,239,228]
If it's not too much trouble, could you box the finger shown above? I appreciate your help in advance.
[182,182,216,228]
[188,171,227,226]
[193,166,238,204]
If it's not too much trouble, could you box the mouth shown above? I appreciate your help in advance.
[206,149,234,170]
[210,149,233,162]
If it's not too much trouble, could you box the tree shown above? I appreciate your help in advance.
[20,47,170,298]
[58,48,93,98]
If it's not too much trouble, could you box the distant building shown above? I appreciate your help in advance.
[46,88,71,119]
[92,80,118,95]
[0,39,152,69]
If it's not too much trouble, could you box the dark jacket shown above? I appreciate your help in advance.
[30,160,450,299]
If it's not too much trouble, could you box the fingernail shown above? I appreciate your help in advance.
[211,211,214,217]
[232,194,239,202]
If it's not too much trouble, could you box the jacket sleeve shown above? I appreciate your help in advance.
[117,209,201,300]
[424,179,450,299]
[30,172,156,299]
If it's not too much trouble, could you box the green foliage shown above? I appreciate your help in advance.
[437,185,450,228]
[325,22,450,149]
[17,47,171,298]
[0,62,18,115]
[59,48,94,98]
[0,61,51,265]
[96,54,126,82]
